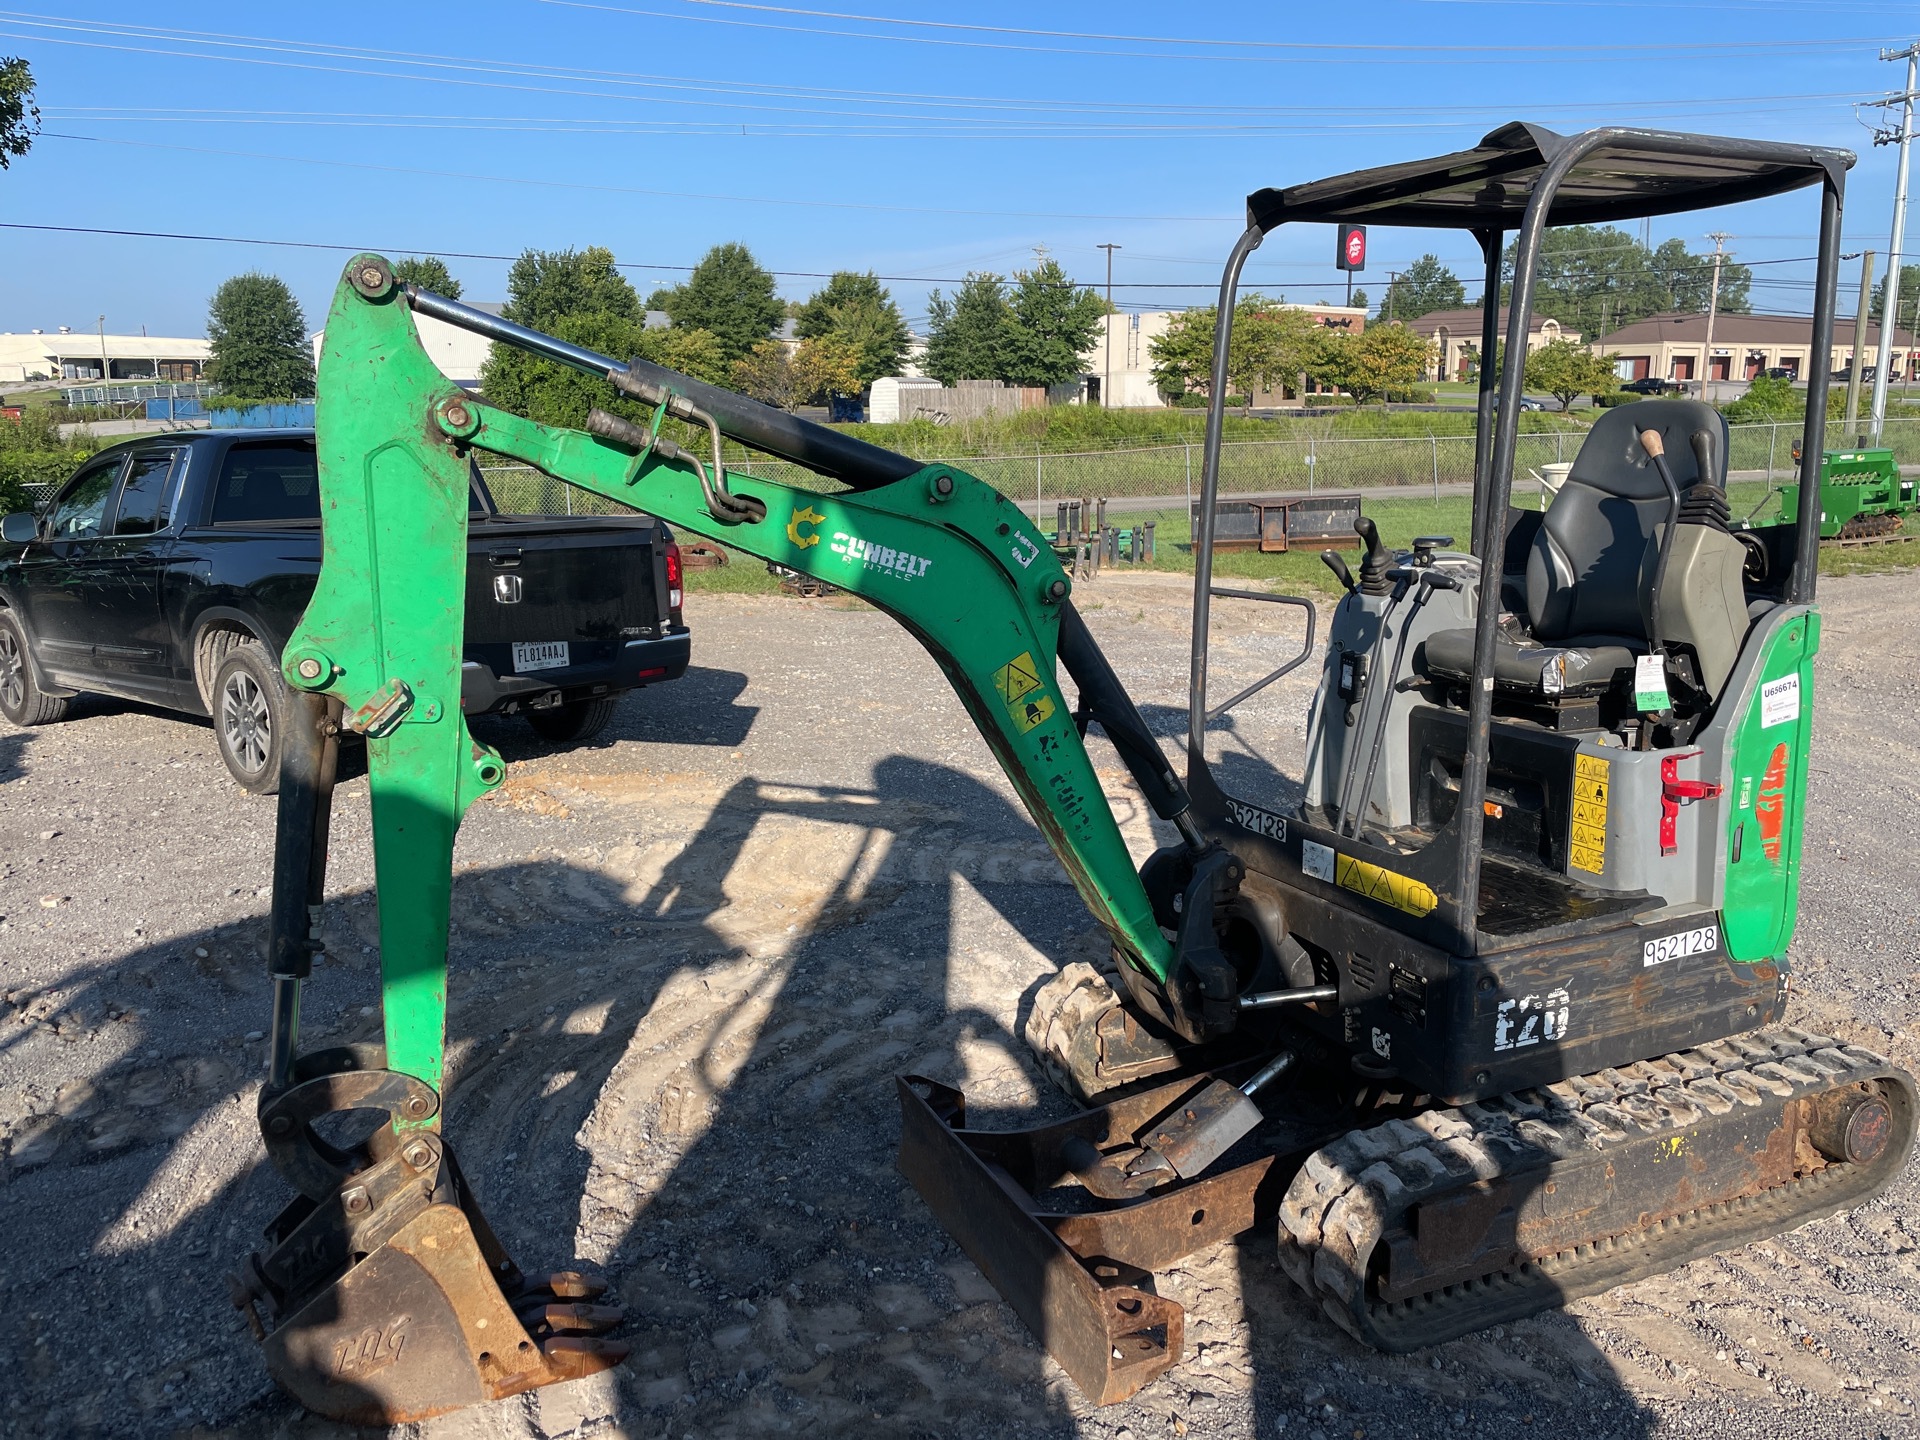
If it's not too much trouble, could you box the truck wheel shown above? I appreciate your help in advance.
[0,611,69,727]
[526,694,619,744]
[212,640,289,795]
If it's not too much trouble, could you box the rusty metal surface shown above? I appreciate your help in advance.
[238,1067,627,1424]
[896,1071,1312,1407]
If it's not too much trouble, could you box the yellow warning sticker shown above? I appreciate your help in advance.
[995,651,1055,733]
[1335,853,1438,917]
[1569,752,1610,874]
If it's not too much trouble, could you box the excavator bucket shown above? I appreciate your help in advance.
[231,1045,626,1425]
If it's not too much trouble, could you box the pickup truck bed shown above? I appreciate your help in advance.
[0,428,689,790]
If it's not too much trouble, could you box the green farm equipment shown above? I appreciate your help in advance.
[231,121,1917,1425]
[1775,446,1916,543]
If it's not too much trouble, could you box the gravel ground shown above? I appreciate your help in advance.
[1,569,1917,1440]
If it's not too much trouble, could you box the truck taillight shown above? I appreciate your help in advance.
[665,540,684,612]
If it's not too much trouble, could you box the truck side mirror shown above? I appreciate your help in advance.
[2,512,38,544]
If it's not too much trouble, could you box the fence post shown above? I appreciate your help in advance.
[1767,425,1777,483]
[1184,443,1193,516]
[1037,449,1043,524]
[1555,431,1565,464]
[1431,433,1440,502]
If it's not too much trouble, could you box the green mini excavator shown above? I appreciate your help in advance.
[230,123,1915,1423]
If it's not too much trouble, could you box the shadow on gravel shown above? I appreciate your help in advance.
[0,728,28,783]
[0,742,1656,1440]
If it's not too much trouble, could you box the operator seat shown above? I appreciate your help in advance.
[1422,399,1744,701]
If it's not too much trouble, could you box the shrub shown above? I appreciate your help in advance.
[1593,392,1641,408]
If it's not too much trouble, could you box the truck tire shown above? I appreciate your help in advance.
[526,694,619,745]
[211,639,290,795]
[0,610,69,727]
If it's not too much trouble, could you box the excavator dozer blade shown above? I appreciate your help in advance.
[897,1073,1305,1406]
[232,1047,627,1425]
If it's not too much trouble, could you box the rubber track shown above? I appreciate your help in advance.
[1275,1026,1914,1351]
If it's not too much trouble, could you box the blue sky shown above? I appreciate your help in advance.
[0,1,1914,339]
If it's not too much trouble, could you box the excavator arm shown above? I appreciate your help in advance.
[234,254,1242,1422]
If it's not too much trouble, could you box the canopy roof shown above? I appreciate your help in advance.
[1245,123,1852,234]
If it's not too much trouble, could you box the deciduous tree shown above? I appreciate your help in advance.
[1315,323,1435,406]
[390,256,463,300]
[923,273,1014,385]
[1524,337,1619,411]
[1149,296,1329,411]
[1002,258,1105,389]
[207,273,314,400]
[501,246,639,329]
[795,272,912,390]
[648,243,784,364]
[1382,254,1465,321]
[732,339,797,411]
[1503,226,1752,340]
[0,56,38,169]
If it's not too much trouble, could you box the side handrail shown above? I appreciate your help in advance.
[1200,589,1317,724]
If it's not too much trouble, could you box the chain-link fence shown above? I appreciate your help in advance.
[479,416,1920,526]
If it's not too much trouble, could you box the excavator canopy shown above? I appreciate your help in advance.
[1244,121,1852,232]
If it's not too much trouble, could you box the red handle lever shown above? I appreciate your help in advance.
[1658,750,1725,856]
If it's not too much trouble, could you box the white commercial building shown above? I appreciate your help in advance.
[0,329,211,385]
[310,304,505,389]
[1085,304,1371,408]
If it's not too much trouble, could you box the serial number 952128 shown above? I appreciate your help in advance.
[1642,923,1719,967]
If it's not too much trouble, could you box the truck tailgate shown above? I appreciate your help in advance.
[462,516,668,683]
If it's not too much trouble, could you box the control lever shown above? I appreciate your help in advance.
[1332,564,1414,826]
[1354,516,1392,596]
[1344,568,1457,839]
[1409,535,1455,566]
[1321,549,1357,595]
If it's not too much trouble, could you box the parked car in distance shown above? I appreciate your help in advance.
[1619,376,1677,395]
[1764,367,1797,380]
[0,430,690,791]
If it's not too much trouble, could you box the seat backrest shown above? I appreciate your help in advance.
[1525,399,1729,642]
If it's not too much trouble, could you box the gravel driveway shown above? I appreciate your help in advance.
[1,570,1916,1440]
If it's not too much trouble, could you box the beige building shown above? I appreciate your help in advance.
[1087,302,1369,408]
[1591,311,1919,384]
[0,330,210,385]
[1403,307,1579,383]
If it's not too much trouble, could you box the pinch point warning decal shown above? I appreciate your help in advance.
[1335,853,1438,917]
[994,651,1055,734]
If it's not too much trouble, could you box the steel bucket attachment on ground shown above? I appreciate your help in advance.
[231,1045,627,1425]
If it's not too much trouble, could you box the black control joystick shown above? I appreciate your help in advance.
[1409,535,1455,567]
[1355,517,1393,596]
[1320,549,1357,595]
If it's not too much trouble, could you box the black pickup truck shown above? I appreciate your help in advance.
[0,429,689,791]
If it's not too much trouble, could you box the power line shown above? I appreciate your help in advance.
[547,0,1902,63]
[34,132,1238,221]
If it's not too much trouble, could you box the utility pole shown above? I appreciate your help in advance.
[1869,41,1918,444]
[1699,234,1730,401]
[97,315,109,387]
[1845,251,1876,440]
[1097,242,1121,409]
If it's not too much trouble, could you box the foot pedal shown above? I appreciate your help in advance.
[232,1047,627,1424]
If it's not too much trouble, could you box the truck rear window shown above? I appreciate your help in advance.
[210,440,491,524]
[212,442,321,524]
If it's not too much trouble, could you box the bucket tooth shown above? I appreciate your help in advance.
[242,1064,627,1425]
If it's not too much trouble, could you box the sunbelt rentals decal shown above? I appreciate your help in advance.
[831,529,932,581]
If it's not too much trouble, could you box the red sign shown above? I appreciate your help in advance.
[1336,223,1367,272]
